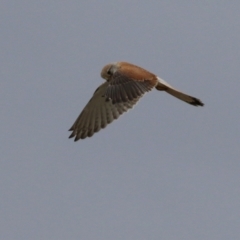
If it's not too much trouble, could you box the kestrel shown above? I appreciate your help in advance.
[69,62,204,141]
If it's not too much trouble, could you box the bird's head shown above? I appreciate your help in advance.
[101,63,118,81]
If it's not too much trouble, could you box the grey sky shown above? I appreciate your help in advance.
[1,1,240,239]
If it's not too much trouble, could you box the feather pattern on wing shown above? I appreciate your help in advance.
[69,82,143,141]
[105,71,156,104]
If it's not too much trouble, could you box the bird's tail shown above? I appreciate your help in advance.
[155,77,204,106]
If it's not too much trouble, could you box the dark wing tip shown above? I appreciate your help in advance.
[68,132,75,139]
[69,129,81,141]
[69,133,81,141]
[74,137,80,142]
[68,132,82,141]
[69,129,91,141]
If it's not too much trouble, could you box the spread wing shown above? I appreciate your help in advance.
[104,70,157,104]
[69,82,141,141]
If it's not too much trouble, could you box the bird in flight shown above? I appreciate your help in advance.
[69,62,204,141]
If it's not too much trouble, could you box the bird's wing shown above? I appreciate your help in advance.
[104,70,157,104]
[156,77,204,106]
[69,82,140,141]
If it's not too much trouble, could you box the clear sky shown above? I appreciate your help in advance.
[1,1,240,239]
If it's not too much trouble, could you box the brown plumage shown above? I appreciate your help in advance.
[69,62,204,141]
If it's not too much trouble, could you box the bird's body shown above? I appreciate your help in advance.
[69,62,204,141]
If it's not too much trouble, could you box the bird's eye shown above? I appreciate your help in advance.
[107,68,112,75]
